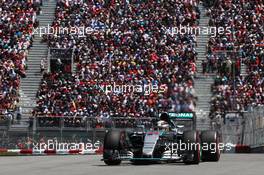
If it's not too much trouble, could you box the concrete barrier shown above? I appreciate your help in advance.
[0,149,96,156]
[250,145,264,153]
[235,145,251,153]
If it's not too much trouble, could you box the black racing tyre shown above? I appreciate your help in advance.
[201,131,220,162]
[103,155,121,165]
[103,130,125,165]
[183,130,201,165]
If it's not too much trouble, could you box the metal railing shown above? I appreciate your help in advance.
[243,106,264,147]
[218,106,264,147]
[31,116,157,130]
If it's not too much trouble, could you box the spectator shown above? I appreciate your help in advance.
[40,58,46,73]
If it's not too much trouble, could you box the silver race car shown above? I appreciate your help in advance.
[102,113,220,165]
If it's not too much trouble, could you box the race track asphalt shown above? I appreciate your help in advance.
[0,154,263,175]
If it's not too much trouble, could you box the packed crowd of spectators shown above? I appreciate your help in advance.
[207,0,264,116]
[0,0,41,119]
[34,0,200,123]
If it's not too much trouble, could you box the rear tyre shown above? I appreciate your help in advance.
[201,131,220,162]
[183,130,201,164]
[103,130,124,165]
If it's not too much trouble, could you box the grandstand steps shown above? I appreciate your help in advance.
[22,74,42,78]
[241,63,247,77]
[28,46,47,49]
[33,38,45,41]
[195,88,212,94]
[15,0,57,129]
[196,117,211,131]
[20,87,39,92]
[23,63,42,67]
[23,62,42,66]
[22,76,43,80]
[196,51,207,55]
[17,90,34,126]
[73,63,77,73]
[194,4,214,127]
[196,94,211,97]
[196,54,206,57]
[20,84,41,87]
[196,40,209,44]
[31,43,48,47]
[195,94,211,98]
[196,51,207,54]
[196,52,207,55]
[27,51,48,55]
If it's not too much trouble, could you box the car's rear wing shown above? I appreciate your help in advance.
[168,112,195,121]
[168,112,196,130]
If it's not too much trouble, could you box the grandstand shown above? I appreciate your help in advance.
[0,0,263,149]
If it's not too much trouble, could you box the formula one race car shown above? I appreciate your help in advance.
[102,112,220,165]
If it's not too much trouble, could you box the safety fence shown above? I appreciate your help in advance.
[243,106,264,148]
[0,129,105,155]
[0,117,158,152]
[1,108,264,154]
[31,116,157,129]
[220,113,243,145]
[216,106,264,153]
[0,113,196,154]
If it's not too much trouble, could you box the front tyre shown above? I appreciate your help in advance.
[103,130,125,165]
